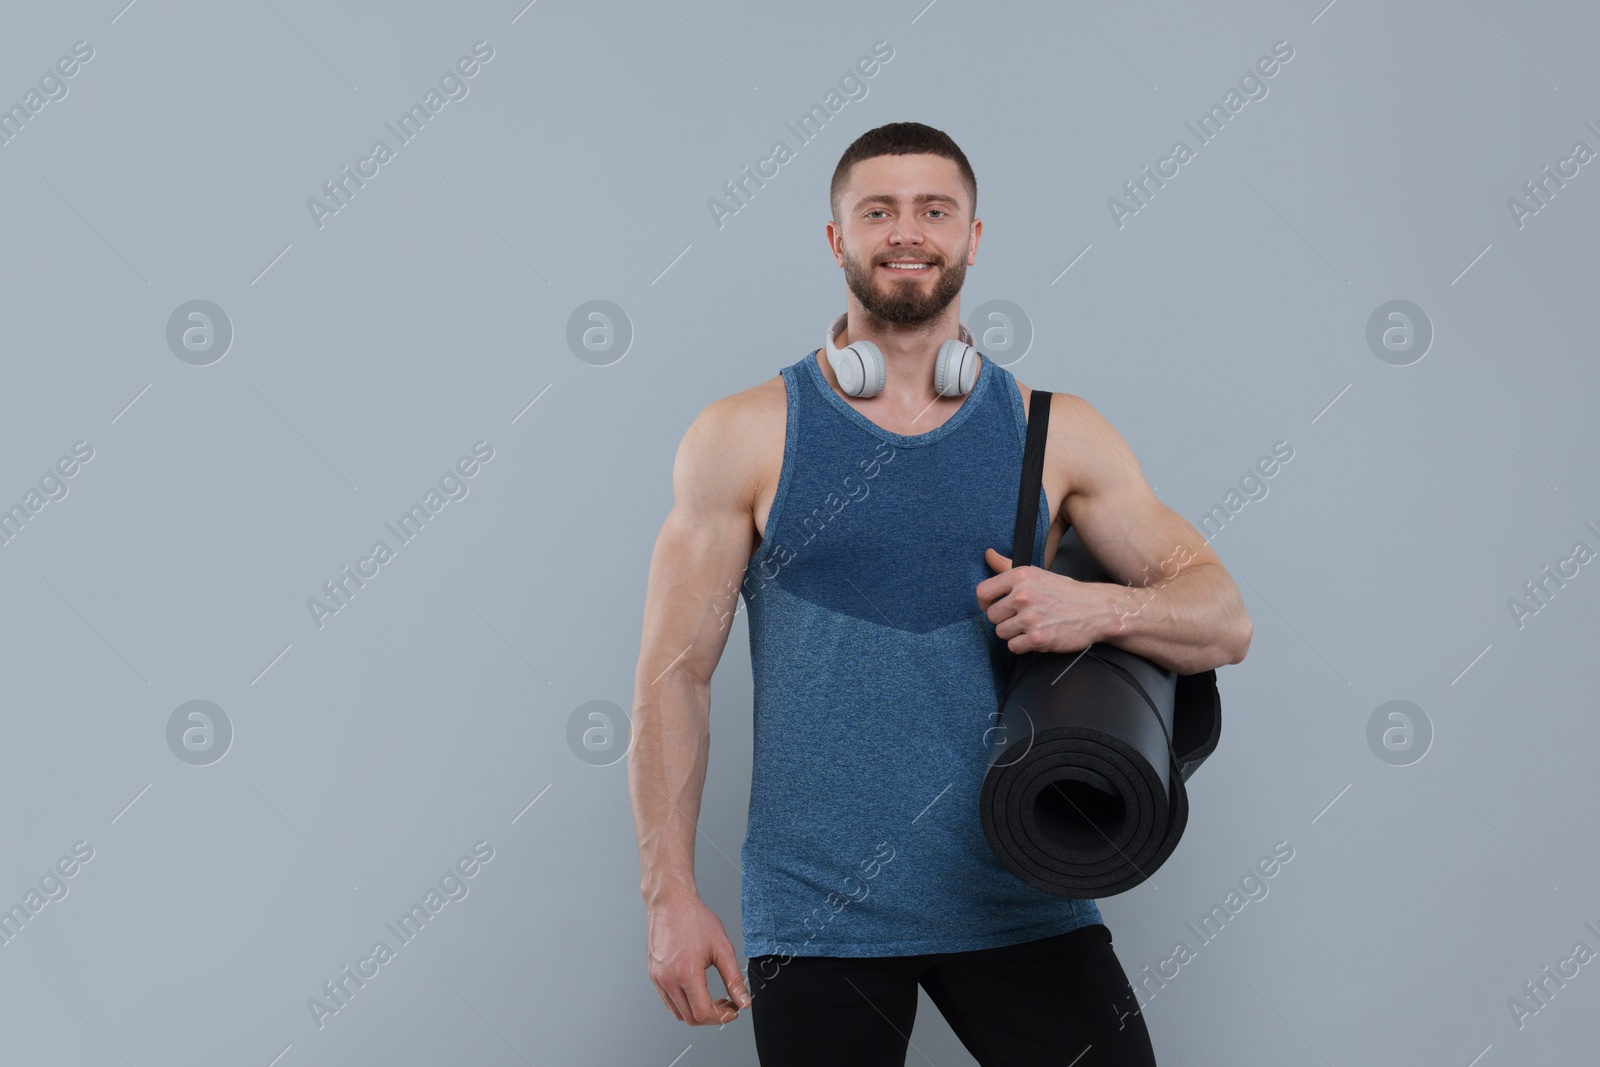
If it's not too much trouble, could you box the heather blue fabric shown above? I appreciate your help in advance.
[737,347,1104,959]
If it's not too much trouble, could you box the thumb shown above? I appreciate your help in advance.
[985,547,1012,572]
[713,940,751,1008]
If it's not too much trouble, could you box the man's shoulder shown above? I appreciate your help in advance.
[1010,375,1097,429]
[1044,390,1116,439]
[1011,379,1116,510]
[699,372,788,435]
[678,374,790,497]
[730,372,789,413]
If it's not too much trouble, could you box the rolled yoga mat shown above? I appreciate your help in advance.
[979,525,1222,899]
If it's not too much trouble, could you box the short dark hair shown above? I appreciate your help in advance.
[830,122,977,223]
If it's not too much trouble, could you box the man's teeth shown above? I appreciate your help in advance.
[884,263,930,269]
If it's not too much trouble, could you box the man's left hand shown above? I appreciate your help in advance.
[977,548,1111,655]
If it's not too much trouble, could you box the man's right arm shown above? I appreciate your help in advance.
[628,393,759,1025]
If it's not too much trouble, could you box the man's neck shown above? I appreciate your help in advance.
[836,310,969,362]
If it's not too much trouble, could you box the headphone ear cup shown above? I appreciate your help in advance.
[843,340,886,398]
[934,339,980,397]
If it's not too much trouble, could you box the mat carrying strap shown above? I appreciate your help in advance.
[1005,388,1220,784]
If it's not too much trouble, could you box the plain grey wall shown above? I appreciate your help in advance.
[1,1,1595,1064]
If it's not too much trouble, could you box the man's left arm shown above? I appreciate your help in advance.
[979,393,1252,676]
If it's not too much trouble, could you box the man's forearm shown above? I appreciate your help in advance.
[627,673,712,906]
[1093,562,1250,674]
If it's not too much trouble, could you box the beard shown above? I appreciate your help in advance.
[841,242,968,326]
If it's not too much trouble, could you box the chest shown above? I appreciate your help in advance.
[751,383,1070,571]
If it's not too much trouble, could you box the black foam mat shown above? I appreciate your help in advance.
[980,528,1221,898]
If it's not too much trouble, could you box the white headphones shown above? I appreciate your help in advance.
[824,312,980,399]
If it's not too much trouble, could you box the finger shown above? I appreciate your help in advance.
[713,942,753,1009]
[972,563,1024,604]
[683,967,722,1025]
[976,572,1014,609]
[655,983,684,1021]
[986,594,1020,626]
[976,552,1010,601]
[663,978,695,1023]
[1005,621,1039,650]
[710,996,740,1025]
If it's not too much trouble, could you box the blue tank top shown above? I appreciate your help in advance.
[737,347,1103,959]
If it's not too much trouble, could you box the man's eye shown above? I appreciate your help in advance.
[927,209,947,218]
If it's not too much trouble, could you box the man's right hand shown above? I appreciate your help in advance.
[646,891,752,1025]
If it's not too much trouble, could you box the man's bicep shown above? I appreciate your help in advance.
[636,401,759,693]
[1056,393,1223,588]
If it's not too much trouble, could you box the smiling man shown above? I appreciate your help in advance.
[628,121,1251,1066]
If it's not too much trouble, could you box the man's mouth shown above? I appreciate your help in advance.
[880,260,935,272]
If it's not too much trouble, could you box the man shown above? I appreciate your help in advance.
[629,121,1251,1065]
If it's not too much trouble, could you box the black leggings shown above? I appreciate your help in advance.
[747,923,1157,1066]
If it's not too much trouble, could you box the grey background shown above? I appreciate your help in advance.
[0,0,1594,1064]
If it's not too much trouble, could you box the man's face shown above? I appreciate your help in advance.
[833,153,975,326]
